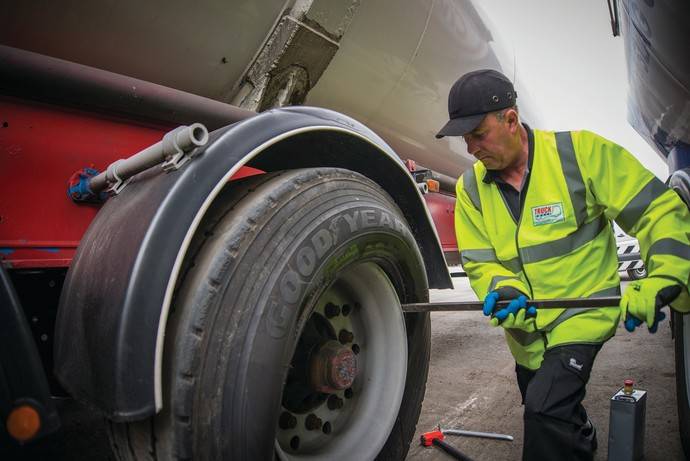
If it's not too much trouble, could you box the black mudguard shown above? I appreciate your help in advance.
[54,106,451,421]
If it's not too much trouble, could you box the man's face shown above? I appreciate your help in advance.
[462,112,516,170]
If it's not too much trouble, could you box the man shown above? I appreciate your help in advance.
[436,69,690,460]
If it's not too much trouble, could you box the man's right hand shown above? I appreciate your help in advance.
[483,287,537,331]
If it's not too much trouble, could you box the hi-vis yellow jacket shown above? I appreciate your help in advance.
[455,128,690,370]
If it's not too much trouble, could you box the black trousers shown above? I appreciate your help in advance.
[515,344,601,461]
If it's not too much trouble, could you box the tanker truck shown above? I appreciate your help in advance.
[0,1,537,459]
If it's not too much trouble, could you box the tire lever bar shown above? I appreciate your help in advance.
[401,296,621,313]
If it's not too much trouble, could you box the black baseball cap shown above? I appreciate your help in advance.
[436,69,517,138]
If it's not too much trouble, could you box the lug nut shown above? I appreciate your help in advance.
[324,302,341,318]
[305,413,323,431]
[341,304,352,316]
[344,388,354,399]
[279,411,297,429]
[327,395,344,410]
[339,329,354,344]
[323,422,332,434]
[290,436,300,450]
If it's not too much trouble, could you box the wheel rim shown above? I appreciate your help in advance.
[275,262,408,460]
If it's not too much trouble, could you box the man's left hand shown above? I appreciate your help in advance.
[620,277,682,332]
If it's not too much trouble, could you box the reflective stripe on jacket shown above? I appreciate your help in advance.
[455,128,690,369]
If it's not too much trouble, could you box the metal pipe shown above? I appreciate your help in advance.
[0,45,254,129]
[430,170,458,193]
[441,427,514,442]
[89,123,209,193]
[401,296,621,313]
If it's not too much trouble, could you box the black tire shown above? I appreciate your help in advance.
[627,266,647,280]
[108,168,430,460]
[670,168,690,459]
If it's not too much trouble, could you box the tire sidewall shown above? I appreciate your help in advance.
[670,167,690,457]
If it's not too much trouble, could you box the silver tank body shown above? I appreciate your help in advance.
[1,0,536,177]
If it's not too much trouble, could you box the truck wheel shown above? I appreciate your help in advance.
[108,168,430,460]
[670,167,690,458]
[627,266,647,280]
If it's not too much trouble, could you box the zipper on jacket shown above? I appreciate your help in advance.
[514,178,548,346]
[497,189,518,224]
[492,173,534,296]
[514,175,534,298]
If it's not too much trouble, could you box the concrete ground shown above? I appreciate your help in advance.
[4,276,685,460]
[407,276,684,461]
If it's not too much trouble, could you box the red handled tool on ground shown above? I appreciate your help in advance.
[421,430,474,461]
[402,296,621,313]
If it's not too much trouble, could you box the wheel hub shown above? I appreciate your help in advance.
[310,341,357,393]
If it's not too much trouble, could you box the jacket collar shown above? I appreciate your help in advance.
[483,123,534,184]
